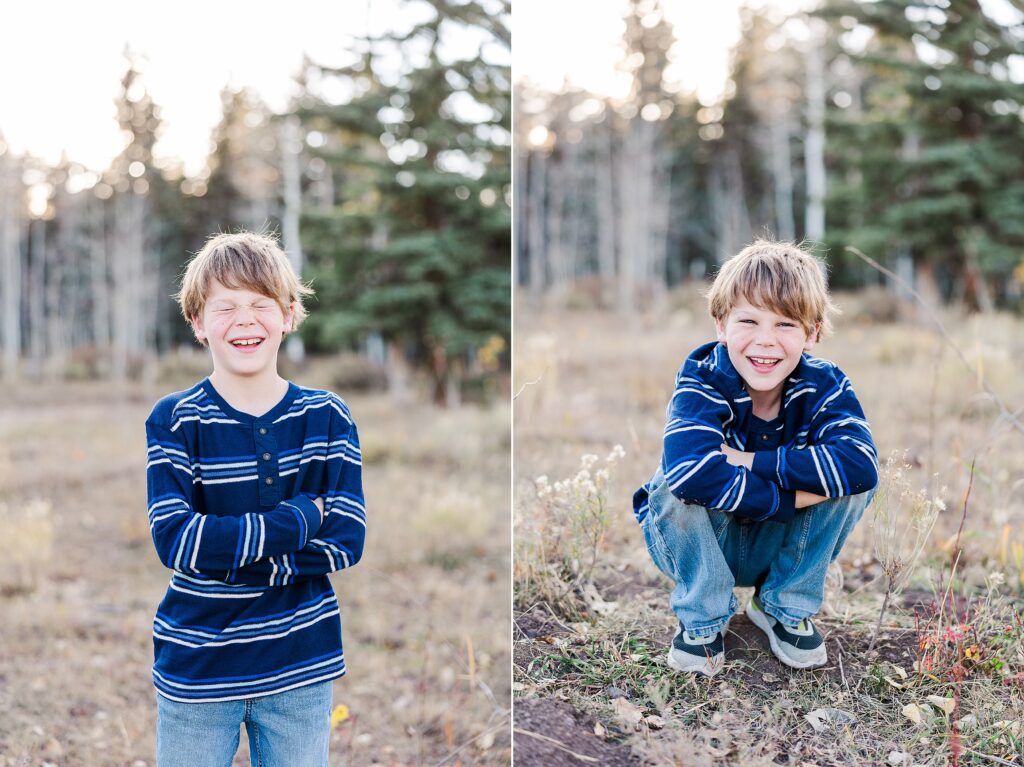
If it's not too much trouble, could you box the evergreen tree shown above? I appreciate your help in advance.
[818,0,1024,306]
[298,0,510,404]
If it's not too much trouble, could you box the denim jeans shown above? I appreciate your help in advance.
[156,680,333,767]
[641,466,873,637]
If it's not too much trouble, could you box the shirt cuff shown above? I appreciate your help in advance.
[289,495,322,545]
[751,449,782,485]
[771,489,798,524]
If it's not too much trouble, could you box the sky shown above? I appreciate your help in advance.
[514,0,810,104]
[0,0,499,177]
[514,0,1023,103]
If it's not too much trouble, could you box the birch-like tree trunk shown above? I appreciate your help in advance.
[280,115,305,364]
[804,19,827,244]
[526,149,546,302]
[0,153,24,382]
[595,127,617,304]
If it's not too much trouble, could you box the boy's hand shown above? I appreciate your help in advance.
[313,496,325,524]
[795,490,829,509]
[720,443,754,470]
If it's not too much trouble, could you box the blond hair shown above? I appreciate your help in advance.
[706,239,837,339]
[176,231,314,345]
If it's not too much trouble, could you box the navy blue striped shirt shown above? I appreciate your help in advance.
[145,379,365,702]
[634,341,878,524]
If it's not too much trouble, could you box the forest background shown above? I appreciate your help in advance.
[514,1,1024,765]
[0,1,512,765]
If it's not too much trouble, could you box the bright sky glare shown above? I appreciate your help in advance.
[514,0,1022,103]
[514,0,810,104]
[0,0,500,177]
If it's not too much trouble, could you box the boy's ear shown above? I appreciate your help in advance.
[804,323,821,351]
[191,314,206,343]
[282,303,295,334]
[715,317,727,344]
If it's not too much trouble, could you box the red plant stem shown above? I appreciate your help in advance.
[947,457,975,623]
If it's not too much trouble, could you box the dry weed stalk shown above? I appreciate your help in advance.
[869,453,941,652]
[516,446,625,614]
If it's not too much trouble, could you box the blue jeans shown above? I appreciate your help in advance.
[641,466,873,637]
[156,680,332,767]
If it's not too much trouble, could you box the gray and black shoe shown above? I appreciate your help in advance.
[666,623,725,676]
[747,595,826,668]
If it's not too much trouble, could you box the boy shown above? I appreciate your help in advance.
[145,231,365,765]
[633,240,877,676]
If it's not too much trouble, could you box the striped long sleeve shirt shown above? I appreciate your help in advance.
[634,342,878,525]
[145,379,365,702]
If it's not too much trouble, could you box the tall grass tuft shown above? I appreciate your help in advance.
[869,452,942,652]
[515,445,625,617]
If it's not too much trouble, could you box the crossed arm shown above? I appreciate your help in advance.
[146,418,366,587]
[719,444,828,509]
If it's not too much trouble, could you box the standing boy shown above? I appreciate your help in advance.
[633,240,877,676]
[146,232,365,765]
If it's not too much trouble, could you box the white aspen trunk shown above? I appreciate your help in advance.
[0,156,23,382]
[28,219,46,377]
[546,145,567,304]
[616,121,639,312]
[595,127,617,305]
[48,203,72,379]
[804,20,827,243]
[89,200,111,355]
[770,108,796,241]
[650,120,671,292]
[281,115,305,364]
[526,150,546,302]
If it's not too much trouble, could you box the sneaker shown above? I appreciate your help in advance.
[666,623,725,676]
[746,595,826,669]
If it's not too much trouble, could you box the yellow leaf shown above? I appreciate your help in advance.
[927,695,954,716]
[902,703,923,725]
[331,704,350,729]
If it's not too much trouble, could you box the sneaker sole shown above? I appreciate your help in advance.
[666,647,723,676]
[746,600,827,669]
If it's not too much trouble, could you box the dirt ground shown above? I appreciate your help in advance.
[0,373,511,766]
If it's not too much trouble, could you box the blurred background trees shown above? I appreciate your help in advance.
[0,0,510,405]
[514,0,1024,312]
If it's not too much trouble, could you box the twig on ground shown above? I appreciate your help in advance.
[513,728,600,763]
[835,638,849,692]
[514,371,546,400]
[431,719,511,767]
[960,748,1022,767]
[846,246,1024,437]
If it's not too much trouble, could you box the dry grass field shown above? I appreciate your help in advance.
[513,286,1024,766]
[0,366,511,766]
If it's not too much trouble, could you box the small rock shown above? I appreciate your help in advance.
[605,686,628,699]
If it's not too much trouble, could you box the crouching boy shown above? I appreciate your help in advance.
[145,232,365,765]
[633,240,877,676]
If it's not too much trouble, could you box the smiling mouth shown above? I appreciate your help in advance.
[231,338,264,349]
[747,356,781,371]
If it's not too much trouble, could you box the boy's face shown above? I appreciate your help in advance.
[715,296,818,400]
[191,280,293,380]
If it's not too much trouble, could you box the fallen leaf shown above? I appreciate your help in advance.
[884,676,906,690]
[891,664,908,680]
[612,697,643,729]
[645,715,666,730]
[926,695,954,715]
[804,707,857,733]
[902,703,924,725]
[594,721,606,738]
[762,673,780,683]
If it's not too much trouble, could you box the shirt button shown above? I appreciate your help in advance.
[265,477,274,485]
[760,434,769,441]
[259,427,267,435]
[262,452,271,461]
